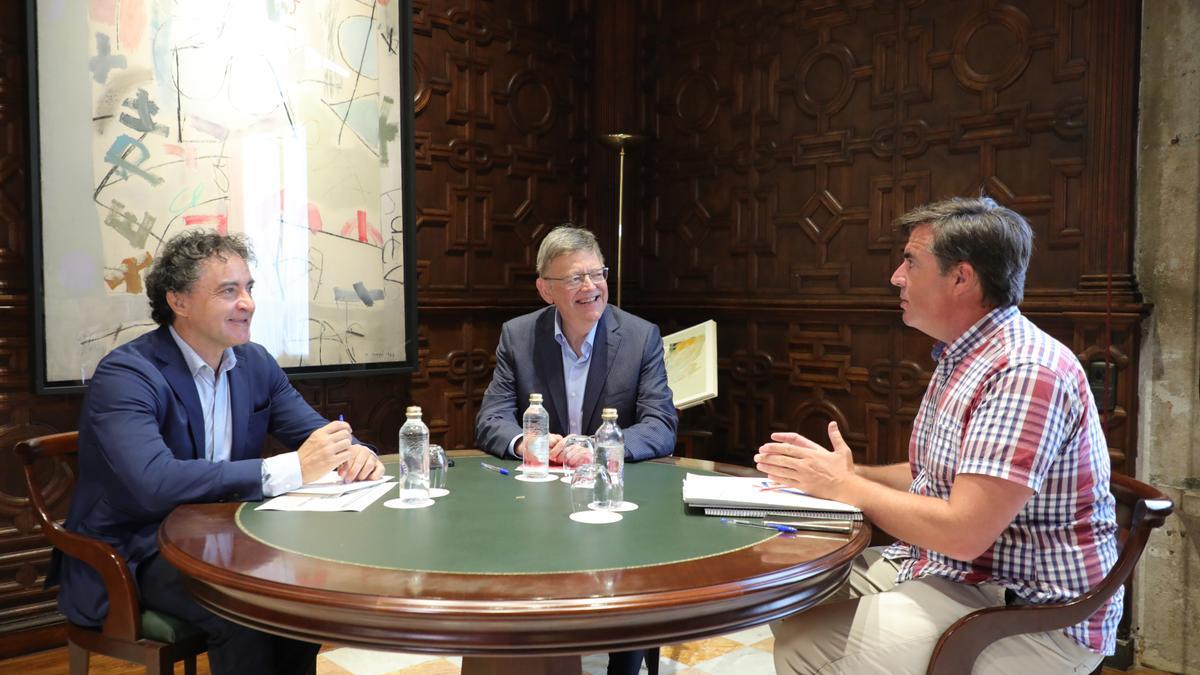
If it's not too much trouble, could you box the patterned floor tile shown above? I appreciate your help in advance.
[317,656,358,675]
[319,635,780,675]
[721,624,774,645]
[690,643,777,673]
[750,636,775,652]
[320,648,437,675]
[660,636,744,666]
[394,659,460,675]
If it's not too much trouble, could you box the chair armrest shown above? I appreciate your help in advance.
[18,436,143,642]
[926,496,1174,675]
[44,522,143,641]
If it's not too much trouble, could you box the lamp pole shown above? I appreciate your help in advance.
[600,133,643,307]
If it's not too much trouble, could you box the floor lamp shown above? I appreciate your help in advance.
[600,133,643,307]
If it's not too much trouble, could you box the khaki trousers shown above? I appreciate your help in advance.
[770,548,1104,675]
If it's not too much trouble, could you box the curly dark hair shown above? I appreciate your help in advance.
[145,230,254,326]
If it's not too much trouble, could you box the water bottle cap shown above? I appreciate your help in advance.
[406,406,422,416]
[529,393,543,404]
[601,407,617,419]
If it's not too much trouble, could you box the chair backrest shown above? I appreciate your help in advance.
[925,472,1174,675]
[16,432,144,642]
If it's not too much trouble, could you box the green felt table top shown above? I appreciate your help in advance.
[236,456,775,575]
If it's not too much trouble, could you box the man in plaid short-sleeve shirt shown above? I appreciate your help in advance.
[759,197,1118,675]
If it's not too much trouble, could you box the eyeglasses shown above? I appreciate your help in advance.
[542,267,609,290]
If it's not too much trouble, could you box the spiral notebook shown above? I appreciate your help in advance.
[701,507,863,521]
[682,473,862,521]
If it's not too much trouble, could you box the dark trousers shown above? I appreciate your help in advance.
[137,553,321,675]
[609,647,659,675]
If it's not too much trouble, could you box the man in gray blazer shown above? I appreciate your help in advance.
[474,224,677,675]
[475,225,677,463]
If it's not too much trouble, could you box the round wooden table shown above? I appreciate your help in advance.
[158,455,869,674]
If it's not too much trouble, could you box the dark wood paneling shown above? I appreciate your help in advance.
[408,0,593,445]
[626,0,1144,473]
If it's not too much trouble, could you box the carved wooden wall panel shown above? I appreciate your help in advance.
[408,0,594,457]
[627,0,1143,473]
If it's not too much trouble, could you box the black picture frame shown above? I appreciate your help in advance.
[26,0,419,393]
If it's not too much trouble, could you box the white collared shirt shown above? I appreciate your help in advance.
[168,326,236,462]
[552,310,598,435]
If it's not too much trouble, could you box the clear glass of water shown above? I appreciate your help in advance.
[560,434,595,482]
[568,464,621,524]
[428,444,448,497]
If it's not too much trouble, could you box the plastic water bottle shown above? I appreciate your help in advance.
[398,406,431,505]
[522,393,550,478]
[594,408,624,508]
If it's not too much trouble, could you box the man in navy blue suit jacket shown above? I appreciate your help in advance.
[475,224,677,675]
[52,231,383,674]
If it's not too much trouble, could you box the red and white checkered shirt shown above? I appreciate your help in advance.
[883,306,1120,653]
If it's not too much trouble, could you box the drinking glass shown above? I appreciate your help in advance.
[568,464,621,524]
[428,444,449,497]
[560,434,596,483]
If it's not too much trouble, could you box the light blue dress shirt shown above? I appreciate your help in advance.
[553,312,598,435]
[168,327,302,496]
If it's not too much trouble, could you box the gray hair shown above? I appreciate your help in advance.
[894,196,1032,308]
[536,224,604,276]
[145,230,254,326]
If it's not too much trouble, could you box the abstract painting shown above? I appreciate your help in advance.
[28,0,416,391]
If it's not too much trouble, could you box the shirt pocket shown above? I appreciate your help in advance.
[927,417,964,487]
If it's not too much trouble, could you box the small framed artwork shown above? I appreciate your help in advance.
[663,319,718,410]
[27,0,418,392]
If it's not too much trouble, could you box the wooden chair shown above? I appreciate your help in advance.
[17,432,207,675]
[926,472,1174,675]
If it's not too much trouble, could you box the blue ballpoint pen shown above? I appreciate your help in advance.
[480,462,511,476]
[720,517,798,534]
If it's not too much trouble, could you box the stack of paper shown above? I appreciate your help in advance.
[682,473,863,520]
[256,474,396,512]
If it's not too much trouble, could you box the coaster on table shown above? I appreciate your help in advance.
[590,500,639,512]
[428,488,449,498]
[569,510,622,524]
[515,473,559,483]
[517,466,567,474]
[383,498,435,509]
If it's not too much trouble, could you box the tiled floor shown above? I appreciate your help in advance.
[316,624,776,674]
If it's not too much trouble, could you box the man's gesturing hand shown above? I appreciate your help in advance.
[754,421,857,502]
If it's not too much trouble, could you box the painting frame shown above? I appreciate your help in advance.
[26,0,419,393]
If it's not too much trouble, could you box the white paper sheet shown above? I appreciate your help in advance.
[255,482,396,512]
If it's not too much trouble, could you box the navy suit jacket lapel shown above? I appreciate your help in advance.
[533,308,568,433]
[581,308,619,435]
[228,350,250,459]
[152,327,205,459]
